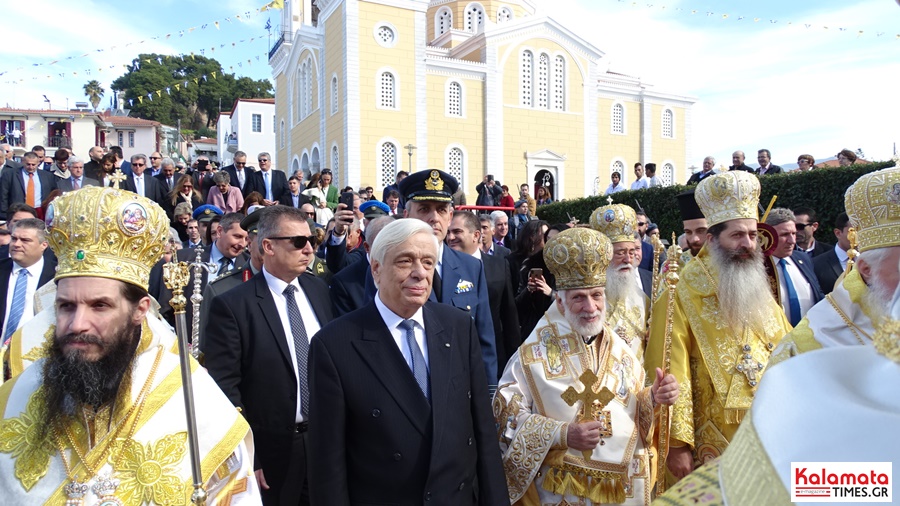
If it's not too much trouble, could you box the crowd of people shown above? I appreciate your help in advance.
[0,138,897,505]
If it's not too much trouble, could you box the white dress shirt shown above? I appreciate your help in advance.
[375,292,429,370]
[134,175,144,197]
[2,258,44,338]
[835,244,849,271]
[630,177,649,191]
[263,267,322,422]
[775,255,815,322]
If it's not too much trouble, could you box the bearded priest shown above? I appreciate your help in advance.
[643,170,791,484]
[590,203,650,359]
[0,186,261,505]
[771,165,900,364]
[494,227,679,505]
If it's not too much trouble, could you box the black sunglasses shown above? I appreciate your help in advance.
[269,235,316,249]
[320,169,332,174]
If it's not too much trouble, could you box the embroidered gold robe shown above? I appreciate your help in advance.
[607,293,649,360]
[643,246,790,470]
[0,317,261,505]
[494,304,658,505]
[770,267,875,366]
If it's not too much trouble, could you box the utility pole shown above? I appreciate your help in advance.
[405,143,417,173]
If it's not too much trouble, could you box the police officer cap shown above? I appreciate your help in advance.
[397,169,458,203]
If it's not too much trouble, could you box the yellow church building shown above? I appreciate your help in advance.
[269,0,696,200]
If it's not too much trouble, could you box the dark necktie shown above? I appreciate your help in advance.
[218,256,232,277]
[284,285,310,416]
[778,258,802,326]
[432,270,442,302]
[398,319,430,401]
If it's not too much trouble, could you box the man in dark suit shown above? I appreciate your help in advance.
[490,210,515,251]
[247,153,288,205]
[0,152,57,220]
[400,169,498,383]
[793,206,831,258]
[813,212,851,295]
[329,216,394,316]
[756,148,784,176]
[109,146,132,175]
[278,175,312,208]
[447,211,520,378]
[117,154,166,207]
[479,214,510,259]
[82,145,104,181]
[222,151,253,195]
[765,209,825,326]
[307,218,507,506]
[686,156,716,185]
[153,157,179,196]
[323,193,366,275]
[56,156,99,193]
[0,219,56,343]
[205,206,333,506]
[380,170,407,203]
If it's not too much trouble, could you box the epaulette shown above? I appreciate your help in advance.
[210,267,248,285]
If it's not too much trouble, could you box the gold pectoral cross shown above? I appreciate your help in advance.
[735,344,764,387]
[562,370,616,459]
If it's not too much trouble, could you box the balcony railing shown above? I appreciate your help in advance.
[269,33,285,60]
[48,136,72,149]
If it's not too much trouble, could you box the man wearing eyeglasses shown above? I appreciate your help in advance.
[117,154,166,207]
[223,151,252,195]
[205,206,333,506]
[792,207,830,258]
[148,151,163,177]
[1,144,21,170]
[248,152,288,205]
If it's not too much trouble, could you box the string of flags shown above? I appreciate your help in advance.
[0,0,284,77]
[2,38,266,85]
[614,0,900,40]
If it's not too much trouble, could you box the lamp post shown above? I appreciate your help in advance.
[405,143,416,173]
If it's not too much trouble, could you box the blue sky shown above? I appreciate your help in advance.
[2,0,898,168]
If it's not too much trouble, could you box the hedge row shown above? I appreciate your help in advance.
[536,161,896,244]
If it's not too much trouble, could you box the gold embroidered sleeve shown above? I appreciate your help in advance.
[636,386,656,442]
[646,286,695,448]
[770,319,820,366]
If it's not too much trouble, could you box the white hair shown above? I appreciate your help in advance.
[490,210,507,227]
[161,157,176,168]
[370,219,438,267]
[67,156,83,165]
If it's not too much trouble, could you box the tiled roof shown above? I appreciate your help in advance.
[104,116,161,127]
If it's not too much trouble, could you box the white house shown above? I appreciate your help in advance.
[216,98,276,170]
[0,108,108,161]
[189,137,220,165]
[104,116,162,160]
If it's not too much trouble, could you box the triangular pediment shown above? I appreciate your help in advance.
[525,149,566,162]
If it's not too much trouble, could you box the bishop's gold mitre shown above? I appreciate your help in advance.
[694,170,760,227]
[845,165,900,252]
[589,203,637,244]
[543,227,613,290]
[46,186,169,291]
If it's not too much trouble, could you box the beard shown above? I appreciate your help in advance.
[707,238,772,335]
[562,301,606,339]
[605,264,646,311]
[864,276,894,323]
[42,321,141,425]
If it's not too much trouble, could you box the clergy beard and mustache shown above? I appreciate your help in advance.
[560,296,607,338]
[707,238,772,335]
[605,264,645,311]
[42,322,141,424]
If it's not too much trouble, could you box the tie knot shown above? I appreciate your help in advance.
[778,257,788,267]
[398,319,416,333]
[283,284,298,296]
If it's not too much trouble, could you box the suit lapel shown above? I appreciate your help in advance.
[352,303,431,435]
[423,304,451,449]
[254,274,295,376]
[438,248,461,302]
[0,262,11,324]
[298,274,331,325]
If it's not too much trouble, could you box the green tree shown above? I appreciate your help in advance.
[111,53,273,130]
[83,80,105,111]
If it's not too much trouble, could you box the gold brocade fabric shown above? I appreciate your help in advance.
[607,300,647,361]
[644,247,790,467]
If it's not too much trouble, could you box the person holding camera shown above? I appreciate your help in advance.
[476,174,502,207]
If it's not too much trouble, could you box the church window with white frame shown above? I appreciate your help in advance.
[552,55,565,111]
[447,81,462,116]
[520,50,533,106]
[332,145,340,180]
[376,25,395,46]
[331,76,339,115]
[280,120,285,148]
[296,66,304,122]
[436,7,452,36]
[379,142,398,189]
[612,103,624,134]
[465,3,485,33]
[536,53,549,109]
[662,108,674,138]
[305,57,313,117]
[661,163,674,186]
[447,147,464,187]
[379,72,396,109]
[497,7,513,23]
[612,160,625,184]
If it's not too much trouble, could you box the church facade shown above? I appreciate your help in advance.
[269,0,696,200]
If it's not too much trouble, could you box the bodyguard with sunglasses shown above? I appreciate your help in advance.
[205,205,333,506]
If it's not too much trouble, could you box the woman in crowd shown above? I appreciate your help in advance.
[167,174,203,218]
[242,192,265,214]
[499,185,515,212]
[536,185,553,206]
[207,171,244,213]
[508,220,555,338]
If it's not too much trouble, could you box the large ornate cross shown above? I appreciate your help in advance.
[108,169,127,189]
[606,195,613,206]
[734,344,764,387]
[562,370,616,459]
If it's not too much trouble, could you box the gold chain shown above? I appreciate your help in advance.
[53,345,164,481]
[825,294,869,345]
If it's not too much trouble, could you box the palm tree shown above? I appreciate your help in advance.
[83,80,104,112]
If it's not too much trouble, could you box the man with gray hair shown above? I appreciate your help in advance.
[687,155,716,185]
[119,153,165,206]
[764,207,824,326]
[490,209,514,251]
[1,218,57,343]
[479,214,510,258]
[0,144,20,170]
[57,155,99,192]
[308,218,507,505]
[154,156,178,194]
